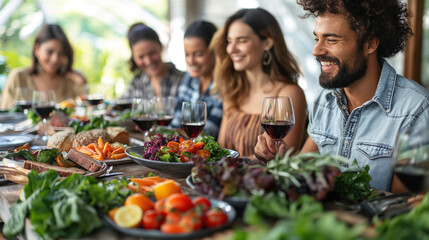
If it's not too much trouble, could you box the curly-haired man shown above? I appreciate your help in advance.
[255,0,429,192]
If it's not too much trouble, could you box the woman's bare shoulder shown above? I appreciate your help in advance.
[65,71,87,85]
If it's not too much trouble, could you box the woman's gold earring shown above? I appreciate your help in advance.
[263,50,272,66]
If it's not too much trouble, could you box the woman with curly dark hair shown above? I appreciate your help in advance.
[255,0,429,192]
[213,8,307,158]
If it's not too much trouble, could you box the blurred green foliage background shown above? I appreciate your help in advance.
[0,0,169,99]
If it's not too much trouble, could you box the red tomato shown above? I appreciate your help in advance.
[165,193,194,213]
[192,196,211,213]
[179,140,196,154]
[179,211,203,231]
[196,149,211,159]
[154,198,167,214]
[180,155,191,162]
[165,212,182,224]
[142,210,165,230]
[167,141,180,154]
[204,208,228,228]
[194,142,205,150]
[161,223,190,234]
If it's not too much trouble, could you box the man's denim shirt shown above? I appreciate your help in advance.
[308,60,429,191]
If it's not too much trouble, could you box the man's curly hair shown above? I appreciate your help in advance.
[297,0,413,59]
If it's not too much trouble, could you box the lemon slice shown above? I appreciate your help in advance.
[113,205,143,228]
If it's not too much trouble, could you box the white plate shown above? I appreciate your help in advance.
[0,134,34,150]
[0,112,26,123]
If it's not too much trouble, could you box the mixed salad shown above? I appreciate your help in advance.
[132,134,230,163]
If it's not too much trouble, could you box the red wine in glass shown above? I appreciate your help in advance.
[156,116,173,126]
[34,106,55,119]
[15,100,32,110]
[261,120,294,141]
[87,98,103,106]
[114,102,132,111]
[132,118,157,131]
[394,165,429,193]
[183,122,205,139]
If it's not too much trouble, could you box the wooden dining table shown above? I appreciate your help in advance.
[0,132,237,239]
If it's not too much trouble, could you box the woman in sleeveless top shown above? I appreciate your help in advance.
[212,8,307,158]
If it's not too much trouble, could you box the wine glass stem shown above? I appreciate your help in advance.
[42,118,48,141]
[275,141,281,154]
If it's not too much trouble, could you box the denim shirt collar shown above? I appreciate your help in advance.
[324,59,396,113]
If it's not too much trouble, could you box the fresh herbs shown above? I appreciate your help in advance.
[5,148,61,164]
[333,160,375,202]
[2,170,131,239]
[69,116,118,134]
[201,135,230,162]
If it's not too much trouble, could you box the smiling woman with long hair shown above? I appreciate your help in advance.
[0,24,86,109]
[212,8,307,157]
[121,23,185,99]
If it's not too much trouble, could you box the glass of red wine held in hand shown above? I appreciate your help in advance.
[260,96,295,154]
[131,98,157,141]
[32,90,56,142]
[393,123,429,194]
[155,96,176,126]
[181,101,207,142]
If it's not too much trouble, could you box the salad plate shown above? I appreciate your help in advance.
[102,198,236,239]
[125,146,239,178]
[186,175,248,210]
[0,134,34,151]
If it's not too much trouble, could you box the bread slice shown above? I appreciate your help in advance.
[23,160,85,177]
[66,148,102,172]
[47,129,75,152]
[107,126,130,145]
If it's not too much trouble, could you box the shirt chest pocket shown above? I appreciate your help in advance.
[356,142,394,160]
[311,131,337,147]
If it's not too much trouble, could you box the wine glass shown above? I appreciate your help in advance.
[393,123,429,193]
[14,87,32,114]
[181,101,207,142]
[131,98,157,141]
[154,96,176,126]
[32,90,56,142]
[86,85,105,117]
[260,96,295,153]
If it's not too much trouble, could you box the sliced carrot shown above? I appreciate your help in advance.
[87,143,97,151]
[103,142,110,156]
[139,185,154,193]
[80,146,96,156]
[194,142,205,150]
[92,155,104,161]
[130,178,166,186]
[98,137,104,149]
[111,147,125,155]
[111,153,127,159]
[106,151,112,160]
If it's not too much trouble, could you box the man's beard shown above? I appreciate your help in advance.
[317,50,367,89]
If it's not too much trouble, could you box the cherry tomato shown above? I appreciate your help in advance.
[196,149,211,159]
[154,198,167,214]
[161,223,190,234]
[179,211,203,231]
[142,210,165,230]
[180,154,191,162]
[165,212,182,224]
[179,140,196,154]
[194,142,205,150]
[203,208,228,228]
[192,196,211,213]
[165,193,194,213]
[167,141,180,154]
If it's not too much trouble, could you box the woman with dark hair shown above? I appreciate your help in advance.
[0,24,86,108]
[170,20,223,139]
[121,22,185,99]
[212,8,307,157]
